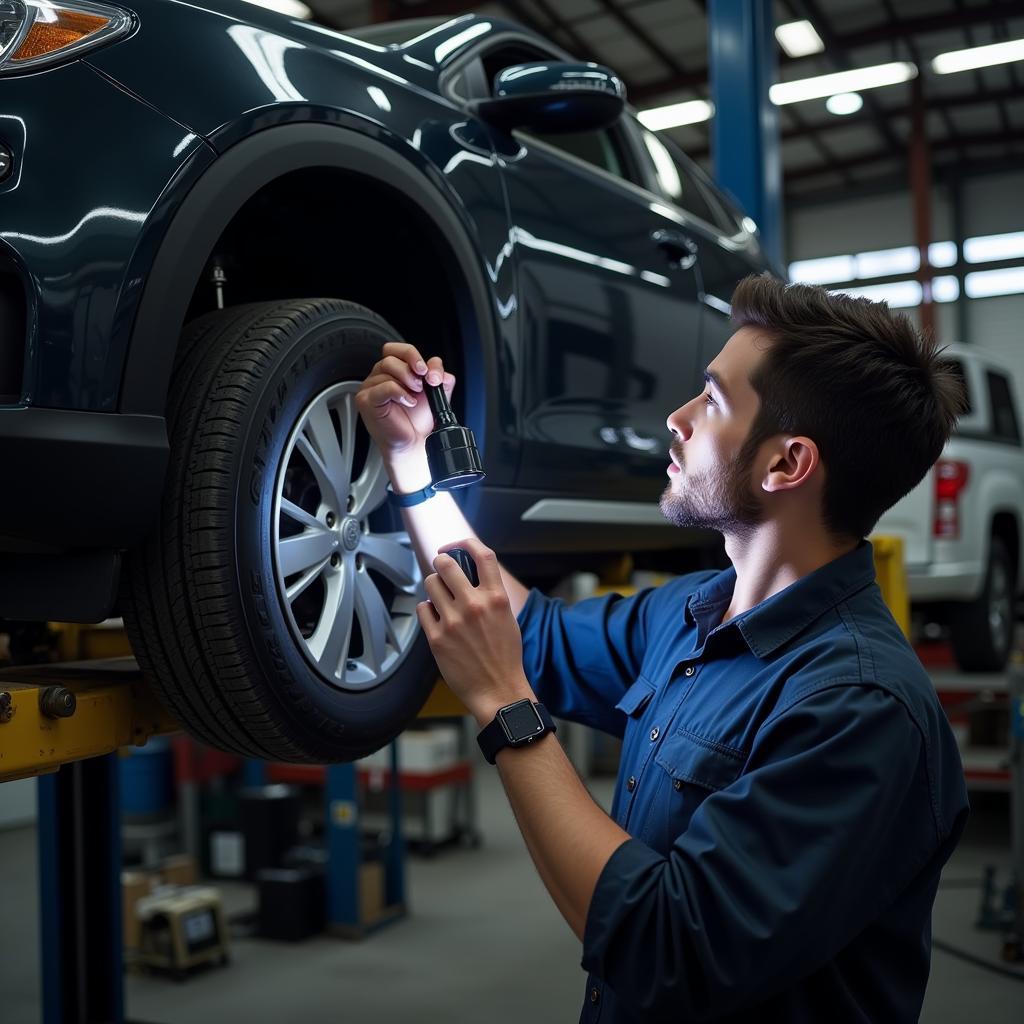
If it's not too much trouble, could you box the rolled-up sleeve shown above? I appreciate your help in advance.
[516,585,658,734]
[581,684,944,1021]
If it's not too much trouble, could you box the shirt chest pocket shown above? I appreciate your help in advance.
[645,730,746,852]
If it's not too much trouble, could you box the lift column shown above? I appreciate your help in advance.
[708,0,783,269]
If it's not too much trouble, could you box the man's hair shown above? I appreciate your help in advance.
[730,274,967,540]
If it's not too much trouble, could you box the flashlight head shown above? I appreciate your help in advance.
[426,424,485,489]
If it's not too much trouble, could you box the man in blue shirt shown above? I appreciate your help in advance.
[357,274,969,1022]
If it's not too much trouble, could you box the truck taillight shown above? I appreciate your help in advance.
[933,459,969,539]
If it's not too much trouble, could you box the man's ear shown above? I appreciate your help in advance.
[762,436,819,493]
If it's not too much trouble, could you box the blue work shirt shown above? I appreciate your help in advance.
[516,541,968,1023]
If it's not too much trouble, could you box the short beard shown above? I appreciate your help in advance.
[659,437,763,536]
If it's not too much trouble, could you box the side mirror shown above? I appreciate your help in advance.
[469,61,626,134]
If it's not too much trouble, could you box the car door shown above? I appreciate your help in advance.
[449,40,704,501]
[633,126,768,378]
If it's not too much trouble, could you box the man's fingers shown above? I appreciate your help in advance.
[376,355,424,393]
[425,355,447,388]
[358,379,417,410]
[438,537,500,587]
[423,572,455,609]
[434,552,472,594]
[381,341,428,375]
[416,601,439,635]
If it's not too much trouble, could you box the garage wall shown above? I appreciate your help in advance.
[786,170,1024,389]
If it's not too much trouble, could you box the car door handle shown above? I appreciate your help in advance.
[651,228,698,270]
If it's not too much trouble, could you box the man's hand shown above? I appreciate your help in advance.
[355,342,455,463]
[416,537,534,725]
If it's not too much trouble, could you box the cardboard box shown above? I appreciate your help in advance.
[359,861,385,925]
[159,853,197,888]
[122,870,154,951]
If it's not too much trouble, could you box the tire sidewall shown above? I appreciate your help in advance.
[235,307,435,756]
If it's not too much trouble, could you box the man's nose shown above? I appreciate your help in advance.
[666,400,696,441]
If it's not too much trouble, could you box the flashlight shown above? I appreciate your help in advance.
[425,382,485,490]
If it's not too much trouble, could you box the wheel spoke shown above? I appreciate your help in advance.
[280,498,323,532]
[295,433,342,511]
[278,528,336,578]
[360,532,419,589]
[286,561,325,604]
[309,569,355,678]
[354,569,397,675]
[305,400,348,491]
[335,391,358,499]
[351,448,389,519]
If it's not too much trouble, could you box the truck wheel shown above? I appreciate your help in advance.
[122,300,439,762]
[949,536,1015,673]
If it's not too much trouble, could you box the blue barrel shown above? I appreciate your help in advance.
[119,736,174,817]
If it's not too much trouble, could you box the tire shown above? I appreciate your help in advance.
[122,299,438,762]
[949,535,1015,673]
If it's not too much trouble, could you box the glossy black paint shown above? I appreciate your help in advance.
[0,3,770,602]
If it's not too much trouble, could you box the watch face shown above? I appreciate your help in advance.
[500,701,544,743]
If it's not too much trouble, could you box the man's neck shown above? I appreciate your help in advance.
[720,523,859,624]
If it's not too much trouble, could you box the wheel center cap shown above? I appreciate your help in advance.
[341,517,361,551]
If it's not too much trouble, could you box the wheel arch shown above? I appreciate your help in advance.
[991,510,1020,592]
[119,122,499,463]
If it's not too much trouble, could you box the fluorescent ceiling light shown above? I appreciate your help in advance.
[771,62,916,105]
[932,37,1024,75]
[788,254,855,285]
[826,92,862,115]
[931,276,960,303]
[833,280,922,308]
[775,20,824,58]
[929,241,957,268]
[241,0,312,17]
[963,231,1024,264]
[638,99,714,131]
[856,246,918,278]
[965,267,1024,299]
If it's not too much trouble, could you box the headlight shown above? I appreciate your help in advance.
[0,1,131,74]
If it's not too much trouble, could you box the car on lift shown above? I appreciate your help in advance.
[0,2,770,762]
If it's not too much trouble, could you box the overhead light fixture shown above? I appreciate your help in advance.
[826,92,863,115]
[932,37,1024,75]
[240,0,313,17]
[637,99,714,131]
[770,61,916,105]
[775,20,824,58]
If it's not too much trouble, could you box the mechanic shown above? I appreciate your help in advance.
[355,273,970,1023]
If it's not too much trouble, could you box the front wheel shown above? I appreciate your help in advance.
[949,535,1015,673]
[122,300,440,762]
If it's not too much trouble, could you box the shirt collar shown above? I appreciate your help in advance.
[685,541,878,658]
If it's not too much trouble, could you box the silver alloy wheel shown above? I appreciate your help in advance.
[988,558,1011,655]
[272,381,423,691]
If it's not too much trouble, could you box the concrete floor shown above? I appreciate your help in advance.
[2,761,1023,1023]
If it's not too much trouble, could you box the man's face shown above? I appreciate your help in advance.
[659,327,768,536]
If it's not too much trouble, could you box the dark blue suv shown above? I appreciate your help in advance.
[0,2,770,760]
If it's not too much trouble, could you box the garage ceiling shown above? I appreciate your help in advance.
[307,0,1024,203]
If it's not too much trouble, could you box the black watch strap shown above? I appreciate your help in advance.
[387,481,436,508]
[477,700,556,765]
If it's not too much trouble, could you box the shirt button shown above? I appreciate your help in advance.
[684,666,695,676]
[626,775,636,792]
[650,727,659,741]
[591,987,600,1004]
[673,778,683,791]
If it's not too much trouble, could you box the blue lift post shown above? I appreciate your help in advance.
[708,0,784,271]
[38,754,124,1024]
[325,741,406,934]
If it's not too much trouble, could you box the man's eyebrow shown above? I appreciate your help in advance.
[704,368,730,402]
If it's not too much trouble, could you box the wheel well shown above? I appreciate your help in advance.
[992,511,1019,588]
[181,166,472,416]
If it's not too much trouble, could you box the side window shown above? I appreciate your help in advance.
[640,128,718,227]
[478,44,635,184]
[986,371,1021,444]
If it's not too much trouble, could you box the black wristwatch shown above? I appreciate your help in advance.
[477,699,556,765]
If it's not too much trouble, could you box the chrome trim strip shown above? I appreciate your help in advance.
[521,498,666,525]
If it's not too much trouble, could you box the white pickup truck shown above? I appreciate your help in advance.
[873,344,1024,671]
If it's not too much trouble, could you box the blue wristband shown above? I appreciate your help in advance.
[387,481,436,508]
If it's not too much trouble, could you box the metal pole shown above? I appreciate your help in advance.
[910,77,936,339]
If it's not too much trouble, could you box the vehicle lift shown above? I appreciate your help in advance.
[0,656,464,1024]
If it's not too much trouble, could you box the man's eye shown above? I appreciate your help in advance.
[704,392,716,407]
